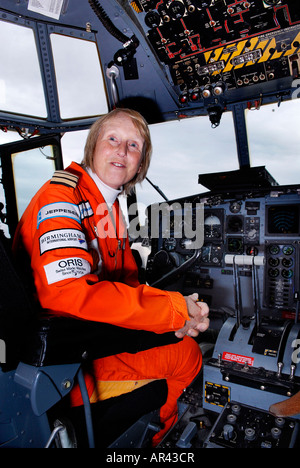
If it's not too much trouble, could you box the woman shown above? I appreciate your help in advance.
[14,108,209,445]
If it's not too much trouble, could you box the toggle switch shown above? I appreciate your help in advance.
[277,362,283,378]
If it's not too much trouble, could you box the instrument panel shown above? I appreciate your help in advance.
[146,183,300,319]
[131,0,300,104]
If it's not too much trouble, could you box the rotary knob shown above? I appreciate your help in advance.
[223,424,234,441]
[244,427,256,441]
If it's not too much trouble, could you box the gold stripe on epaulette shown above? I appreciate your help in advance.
[50,170,79,189]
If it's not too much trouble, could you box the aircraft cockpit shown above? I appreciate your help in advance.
[0,0,299,450]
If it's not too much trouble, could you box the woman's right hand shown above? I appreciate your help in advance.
[175,293,210,339]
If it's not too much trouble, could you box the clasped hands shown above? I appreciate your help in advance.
[175,293,210,339]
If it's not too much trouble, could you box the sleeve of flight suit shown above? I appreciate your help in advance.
[14,174,189,335]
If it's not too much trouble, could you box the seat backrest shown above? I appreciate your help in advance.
[0,234,37,370]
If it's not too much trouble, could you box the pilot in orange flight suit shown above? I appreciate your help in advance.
[13,109,207,445]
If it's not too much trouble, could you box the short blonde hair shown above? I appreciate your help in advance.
[82,108,152,195]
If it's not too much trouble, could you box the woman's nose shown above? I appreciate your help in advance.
[117,141,127,156]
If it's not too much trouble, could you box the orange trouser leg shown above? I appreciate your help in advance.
[90,336,202,445]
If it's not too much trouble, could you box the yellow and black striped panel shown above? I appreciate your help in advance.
[130,1,143,13]
[204,28,300,74]
[50,170,79,189]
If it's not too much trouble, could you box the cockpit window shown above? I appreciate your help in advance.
[12,146,57,220]
[50,33,108,119]
[0,20,47,118]
[246,99,300,186]
[136,112,238,208]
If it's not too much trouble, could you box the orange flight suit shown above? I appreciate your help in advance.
[13,162,202,444]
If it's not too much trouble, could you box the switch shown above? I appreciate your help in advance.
[223,424,234,441]
[176,422,197,448]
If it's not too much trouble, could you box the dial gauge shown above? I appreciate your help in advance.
[204,214,222,239]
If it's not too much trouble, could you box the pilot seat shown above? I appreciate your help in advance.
[0,234,174,448]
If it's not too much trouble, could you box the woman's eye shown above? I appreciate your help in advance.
[129,142,139,150]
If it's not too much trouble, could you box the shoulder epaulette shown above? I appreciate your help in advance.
[50,170,79,189]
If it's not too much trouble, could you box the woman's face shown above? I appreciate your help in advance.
[92,113,144,190]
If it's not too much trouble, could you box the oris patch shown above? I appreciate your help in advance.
[44,257,91,284]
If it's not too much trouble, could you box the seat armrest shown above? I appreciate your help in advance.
[23,317,180,367]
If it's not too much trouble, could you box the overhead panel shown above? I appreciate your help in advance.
[130,0,300,105]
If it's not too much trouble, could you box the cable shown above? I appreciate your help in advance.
[88,0,130,44]
[88,0,139,67]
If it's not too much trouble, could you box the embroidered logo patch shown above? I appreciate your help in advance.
[37,202,81,228]
[39,229,88,254]
[44,257,91,284]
